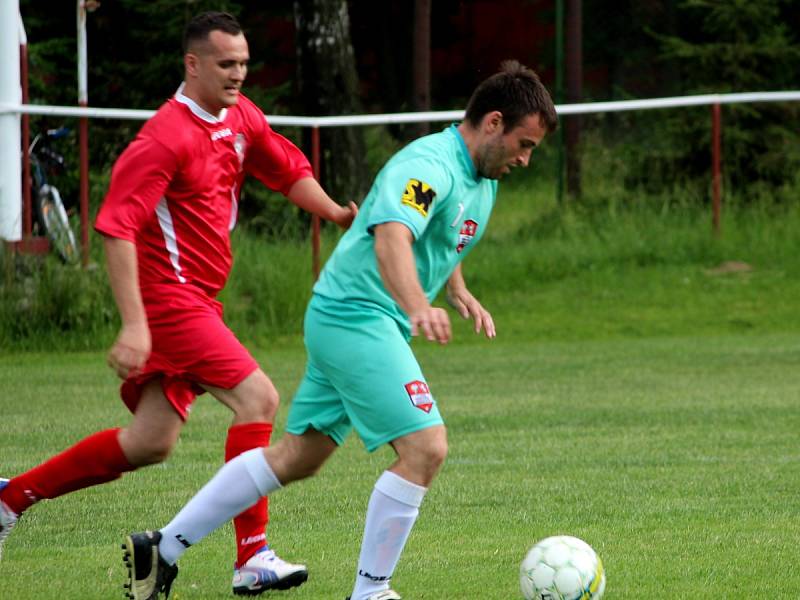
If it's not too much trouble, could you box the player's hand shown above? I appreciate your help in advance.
[332,201,358,230]
[107,322,151,380]
[446,286,496,339]
[409,306,451,344]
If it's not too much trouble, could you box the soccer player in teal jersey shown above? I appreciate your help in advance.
[122,60,558,600]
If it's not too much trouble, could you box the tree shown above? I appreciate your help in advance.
[565,0,583,198]
[293,0,370,204]
[639,0,800,194]
[411,0,432,139]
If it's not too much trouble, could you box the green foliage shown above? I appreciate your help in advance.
[5,159,800,351]
[216,230,319,344]
[0,253,115,351]
[627,0,800,193]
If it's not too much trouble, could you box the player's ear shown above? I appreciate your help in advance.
[184,52,199,77]
[483,111,503,135]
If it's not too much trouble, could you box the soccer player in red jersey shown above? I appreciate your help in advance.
[0,11,356,596]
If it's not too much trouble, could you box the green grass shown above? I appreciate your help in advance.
[1,330,800,598]
[3,151,800,597]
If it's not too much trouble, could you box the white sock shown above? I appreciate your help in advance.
[351,471,427,600]
[158,448,281,564]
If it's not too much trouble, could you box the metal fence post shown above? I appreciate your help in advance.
[711,103,722,236]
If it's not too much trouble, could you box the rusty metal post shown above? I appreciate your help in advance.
[711,103,722,236]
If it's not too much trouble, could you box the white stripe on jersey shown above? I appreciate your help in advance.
[229,187,238,232]
[156,197,187,283]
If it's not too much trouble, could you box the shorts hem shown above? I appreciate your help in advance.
[285,423,347,447]
[363,420,444,453]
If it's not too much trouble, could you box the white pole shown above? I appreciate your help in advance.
[77,0,87,104]
[0,2,22,242]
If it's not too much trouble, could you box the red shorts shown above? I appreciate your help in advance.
[120,283,259,420]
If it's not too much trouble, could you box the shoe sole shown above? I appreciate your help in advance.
[122,536,167,600]
[232,569,309,595]
[121,537,140,600]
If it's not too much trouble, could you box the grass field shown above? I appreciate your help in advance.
[3,165,800,597]
[2,326,799,599]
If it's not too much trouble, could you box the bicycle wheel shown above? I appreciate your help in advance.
[35,183,80,264]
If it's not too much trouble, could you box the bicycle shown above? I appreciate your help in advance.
[27,126,79,264]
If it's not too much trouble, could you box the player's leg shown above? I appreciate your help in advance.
[123,430,337,596]
[347,430,446,600]
[0,379,182,561]
[123,334,351,598]
[301,300,447,600]
[347,425,447,600]
[205,369,309,594]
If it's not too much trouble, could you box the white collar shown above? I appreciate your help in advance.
[175,82,228,123]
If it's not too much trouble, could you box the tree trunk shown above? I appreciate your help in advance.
[565,0,582,198]
[294,0,369,204]
[411,0,432,139]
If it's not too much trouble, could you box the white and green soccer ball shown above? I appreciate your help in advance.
[519,535,606,600]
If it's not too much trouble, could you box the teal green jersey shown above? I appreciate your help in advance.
[313,124,498,335]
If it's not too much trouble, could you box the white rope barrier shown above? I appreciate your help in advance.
[1,91,798,126]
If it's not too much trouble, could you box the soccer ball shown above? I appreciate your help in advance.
[519,535,606,600]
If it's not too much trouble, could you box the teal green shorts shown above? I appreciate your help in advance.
[286,295,444,452]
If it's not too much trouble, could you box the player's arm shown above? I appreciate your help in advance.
[373,221,451,344]
[286,176,358,229]
[95,137,175,380]
[246,115,357,229]
[103,236,151,379]
[445,263,496,339]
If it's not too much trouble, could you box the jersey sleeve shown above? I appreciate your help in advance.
[244,117,314,195]
[94,136,177,241]
[367,157,453,239]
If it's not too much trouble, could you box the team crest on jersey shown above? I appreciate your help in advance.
[456,219,478,253]
[234,133,247,168]
[401,179,436,217]
[405,380,434,413]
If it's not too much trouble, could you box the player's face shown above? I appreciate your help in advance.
[476,113,548,180]
[186,30,249,115]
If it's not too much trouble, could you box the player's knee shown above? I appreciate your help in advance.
[140,442,173,465]
[422,436,448,471]
[123,434,175,467]
[403,436,448,482]
[242,374,280,421]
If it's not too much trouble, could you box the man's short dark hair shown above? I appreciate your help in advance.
[464,60,558,134]
[183,11,242,54]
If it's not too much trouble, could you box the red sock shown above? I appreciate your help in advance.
[0,428,134,515]
[226,422,272,567]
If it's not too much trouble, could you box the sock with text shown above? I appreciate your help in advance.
[158,448,281,565]
[350,471,427,600]
[226,422,272,566]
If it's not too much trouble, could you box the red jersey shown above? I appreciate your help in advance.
[95,87,313,298]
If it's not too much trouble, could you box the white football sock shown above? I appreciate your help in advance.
[158,448,281,564]
[350,471,428,600]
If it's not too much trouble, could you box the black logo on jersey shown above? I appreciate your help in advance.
[401,179,436,217]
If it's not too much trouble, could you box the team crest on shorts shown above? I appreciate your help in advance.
[405,380,434,413]
[456,219,478,253]
[401,179,436,217]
